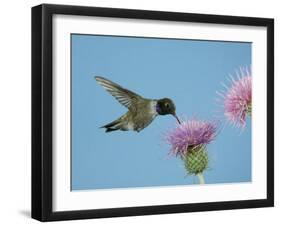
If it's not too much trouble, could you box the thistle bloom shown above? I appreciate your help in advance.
[165,119,217,157]
[165,118,217,183]
[222,67,252,127]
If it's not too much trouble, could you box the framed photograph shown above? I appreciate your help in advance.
[32,4,274,221]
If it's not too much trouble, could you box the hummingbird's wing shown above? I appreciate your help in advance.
[95,76,143,110]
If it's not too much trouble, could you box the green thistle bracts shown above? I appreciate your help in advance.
[183,146,208,175]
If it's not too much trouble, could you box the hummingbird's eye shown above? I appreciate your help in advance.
[165,103,170,108]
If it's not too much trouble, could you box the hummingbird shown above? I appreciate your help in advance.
[95,76,181,132]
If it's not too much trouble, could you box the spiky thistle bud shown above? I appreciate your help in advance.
[183,145,208,175]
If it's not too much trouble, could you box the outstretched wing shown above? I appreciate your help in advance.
[95,76,142,109]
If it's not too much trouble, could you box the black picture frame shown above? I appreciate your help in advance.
[32,3,274,222]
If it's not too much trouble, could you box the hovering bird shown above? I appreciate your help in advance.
[95,76,180,132]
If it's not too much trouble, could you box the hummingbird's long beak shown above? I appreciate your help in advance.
[173,114,181,124]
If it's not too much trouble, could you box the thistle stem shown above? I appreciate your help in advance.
[197,173,205,184]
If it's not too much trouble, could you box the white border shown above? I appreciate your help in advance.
[53,15,267,211]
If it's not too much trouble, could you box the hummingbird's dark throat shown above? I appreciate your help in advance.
[156,104,162,115]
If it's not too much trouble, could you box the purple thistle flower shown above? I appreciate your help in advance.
[165,119,217,156]
[222,67,252,127]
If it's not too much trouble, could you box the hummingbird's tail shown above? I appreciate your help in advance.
[100,118,123,133]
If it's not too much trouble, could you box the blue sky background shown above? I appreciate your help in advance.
[71,34,251,190]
